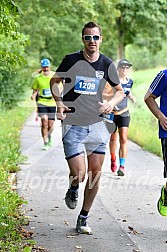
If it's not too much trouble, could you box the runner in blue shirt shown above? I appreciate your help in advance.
[145,69,167,216]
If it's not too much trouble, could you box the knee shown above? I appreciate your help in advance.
[88,170,101,185]
[71,171,86,183]
[120,137,127,145]
[78,171,86,182]
[110,135,117,144]
[41,118,48,127]
[48,121,55,130]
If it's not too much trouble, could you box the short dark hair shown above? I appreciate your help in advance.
[82,22,102,37]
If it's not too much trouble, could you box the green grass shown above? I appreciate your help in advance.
[0,106,34,251]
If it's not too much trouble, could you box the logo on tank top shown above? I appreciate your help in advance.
[95,70,104,79]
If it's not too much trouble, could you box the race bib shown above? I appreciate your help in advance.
[123,87,130,95]
[74,75,100,95]
[42,89,52,97]
[99,112,114,123]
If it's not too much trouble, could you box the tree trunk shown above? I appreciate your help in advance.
[116,16,125,59]
[117,28,125,59]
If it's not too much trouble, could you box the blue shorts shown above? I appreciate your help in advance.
[62,121,110,160]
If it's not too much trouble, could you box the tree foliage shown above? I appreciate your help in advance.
[113,0,167,58]
[0,0,30,108]
[16,0,167,62]
[16,0,99,65]
[1,0,167,108]
[0,0,29,70]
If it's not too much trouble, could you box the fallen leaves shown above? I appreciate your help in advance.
[31,245,49,251]
[66,233,79,238]
[41,233,47,236]
[18,227,34,238]
[128,226,143,235]
[74,245,83,252]
[64,220,69,226]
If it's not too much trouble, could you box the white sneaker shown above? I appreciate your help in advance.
[42,143,48,150]
[76,215,92,234]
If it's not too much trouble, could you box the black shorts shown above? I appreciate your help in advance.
[161,138,167,178]
[113,111,130,132]
[37,104,56,120]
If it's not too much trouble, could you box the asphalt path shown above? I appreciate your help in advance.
[18,112,167,252]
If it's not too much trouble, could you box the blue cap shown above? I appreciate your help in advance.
[41,58,50,67]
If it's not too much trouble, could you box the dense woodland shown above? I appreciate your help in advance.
[0,0,167,108]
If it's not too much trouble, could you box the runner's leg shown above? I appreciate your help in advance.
[82,153,105,211]
[41,115,49,144]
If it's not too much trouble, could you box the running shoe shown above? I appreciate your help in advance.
[42,143,48,150]
[76,215,92,234]
[48,138,54,147]
[111,159,117,172]
[117,165,125,176]
[65,189,78,209]
[157,186,167,216]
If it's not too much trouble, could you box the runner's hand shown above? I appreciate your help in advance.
[31,93,36,101]
[159,114,167,131]
[98,101,113,114]
[56,106,71,120]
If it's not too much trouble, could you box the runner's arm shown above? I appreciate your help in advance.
[99,83,124,114]
[128,90,136,102]
[50,74,70,120]
[144,91,167,130]
[31,89,38,100]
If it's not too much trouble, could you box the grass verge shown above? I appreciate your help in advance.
[0,106,35,251]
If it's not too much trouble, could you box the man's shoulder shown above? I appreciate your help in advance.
[50,71,55,77]
[34,73,42,79]
[65,50,82,60]
[129,78,133,84]
[59,51,83,67]
[150,69,167,92]
[162,69,167,76]
[56,51,83,72]
[36,71,54,78]
[154,69,167,82]
[100,53,113,64]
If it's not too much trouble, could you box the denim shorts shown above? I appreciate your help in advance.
[62,121,110,160]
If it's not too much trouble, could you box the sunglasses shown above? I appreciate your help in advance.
[119,66,130,69]
[83,35,100,41]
